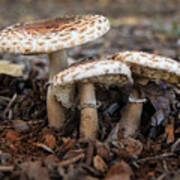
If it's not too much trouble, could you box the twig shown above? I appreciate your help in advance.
[59,153,85,167]
[34,143,54,153]
[4,94,17,117]
[171,138,180,152]
[0,165,14,172]
[137,152,175,163]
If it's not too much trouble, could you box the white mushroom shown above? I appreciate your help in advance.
[111,51,180,85]
[0,15,110,129]
[53,59,133,139]
[109,51,180,137]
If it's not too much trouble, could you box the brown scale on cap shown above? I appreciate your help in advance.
[0,15,111,131]
[0,15,110,54]
[53,58,132,108]
[53,58,132,139]
[108,51,180,138]
[109,51,180,85]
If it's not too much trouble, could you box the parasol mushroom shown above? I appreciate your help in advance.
[53,58,133,139]
[0,15,110,129]
[109,51,180,137]
[111,51,180,85]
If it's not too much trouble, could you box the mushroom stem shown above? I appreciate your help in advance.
[47,50,68,129]
[49,50,68,80]
[78,82,98,139]
[120,88,143,138]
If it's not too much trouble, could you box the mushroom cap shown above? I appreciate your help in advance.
[110,51,180,84]
[53,59,133,108]
[0,15,110,54]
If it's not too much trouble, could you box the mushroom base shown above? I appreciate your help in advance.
[120,88,143,138]
[47,85,66,129]
[47,50,68,129]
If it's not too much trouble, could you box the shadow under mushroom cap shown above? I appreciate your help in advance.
[53,59,133,108]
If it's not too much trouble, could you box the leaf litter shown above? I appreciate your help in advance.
[0,0,180,179]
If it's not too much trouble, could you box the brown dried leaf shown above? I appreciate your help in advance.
[85,176,99,180]
[105,161,133,180]
[59,153,84,167]
[34,143,54,153]
[93,155,108,173]
[44,134,56,149]
[6,130,20,142]
[165,117,175,144]
[0,60,24,77]
[121,137,143,156]
[96,142,110,161]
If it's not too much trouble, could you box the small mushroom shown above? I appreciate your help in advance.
[53,59,133,139]
[110,51,180,137]
[111,51,180,85]
[0,15,110,129]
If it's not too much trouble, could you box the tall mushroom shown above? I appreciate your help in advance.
[109,51,180,137]
[53,58,133,139]
[0,15,110,129]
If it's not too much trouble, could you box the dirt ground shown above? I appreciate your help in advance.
[0,0,180,179]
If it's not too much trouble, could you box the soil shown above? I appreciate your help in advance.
[0,0,180,179]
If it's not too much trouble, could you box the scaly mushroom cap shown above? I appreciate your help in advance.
[0,15,110,54]
[110,51,180,84]
[53,59,133,108]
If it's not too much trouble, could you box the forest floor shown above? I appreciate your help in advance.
[0,0,180,179]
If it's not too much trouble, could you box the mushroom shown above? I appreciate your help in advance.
[111,51,180,85]
[53,59,133,139]
[109,51,180,137]
[0,15,110,129]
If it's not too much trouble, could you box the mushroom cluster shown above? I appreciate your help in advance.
[0,14,110,129]
[52,51,180,139]
[110,51,180,85]
[108,51,180,137]
[53,58,133,139]
[1,14,180,140]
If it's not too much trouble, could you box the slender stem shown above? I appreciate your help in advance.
[120,88,143,137]
[47,50,68,129]
[48,50,67,80]
[79,82,98,139]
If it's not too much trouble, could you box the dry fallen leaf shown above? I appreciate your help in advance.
[93,155,108,173]
[121,137,143,156]
[44,134,56,149]
[6,130,20,142]
[105,161,133,180]
[165,117,175,144]
[34,143,54,154]
[0,60,24,77]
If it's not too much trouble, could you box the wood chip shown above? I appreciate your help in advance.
[0,165,14,172]
[165,117,175,144]
[0,60,24,77]
[58,153,85,167]
[34,143,54,153]
[105,161,133,180]
[44,134,56,149]
[93,155,108,173]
